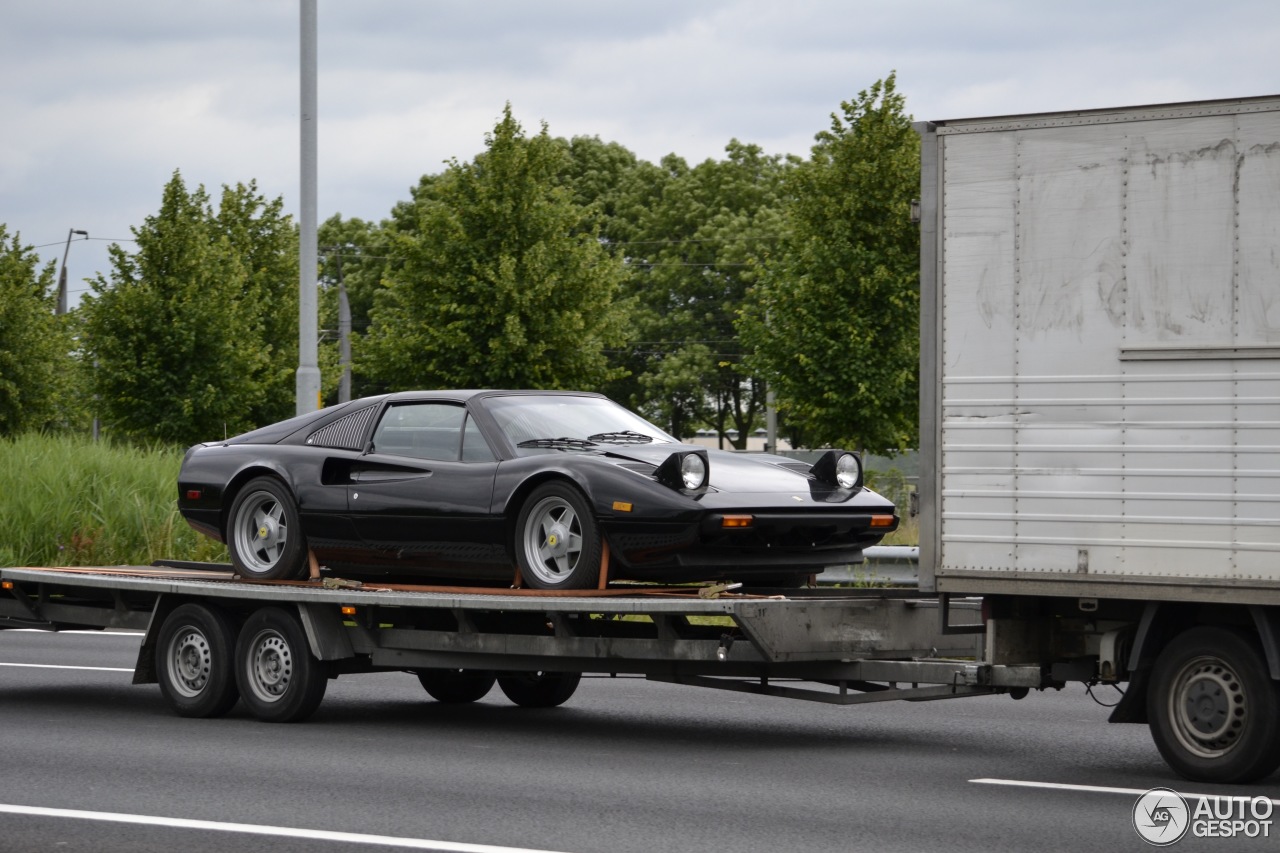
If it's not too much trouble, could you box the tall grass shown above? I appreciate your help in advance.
[0,434,227,567]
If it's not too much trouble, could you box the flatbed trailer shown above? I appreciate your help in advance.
[0,565,1039,724]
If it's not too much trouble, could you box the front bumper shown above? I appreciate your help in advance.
[603,508,899,575]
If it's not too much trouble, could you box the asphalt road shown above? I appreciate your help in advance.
[1,629,1277,853]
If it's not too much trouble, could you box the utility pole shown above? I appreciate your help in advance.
[296,0,321,415]
[56,229,88,315]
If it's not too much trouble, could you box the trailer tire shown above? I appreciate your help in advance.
[228,477,308,580]
[235,607,328,723]
[515,483,602,590]
[156,603,240,718]
[416,668,496,703]
[1147,626,1280,783]
[497,671,581,708]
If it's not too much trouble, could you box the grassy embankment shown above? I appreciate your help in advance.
[0,434,227,568]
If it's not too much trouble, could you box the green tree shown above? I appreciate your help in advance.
[360,105,628,390]
[80,171,297,444]
[0,226,79,435]
[317,214,394,402]
[215,181,299,426]
[624,142,793,443]
[740,74,920,454]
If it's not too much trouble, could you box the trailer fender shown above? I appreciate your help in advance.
[297,602,355,661]
[132,594,182,685]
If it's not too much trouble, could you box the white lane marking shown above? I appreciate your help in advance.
[0,804,572,853]
[972,778,1280,806]
[0,663,133,673]
[7,629,143,637]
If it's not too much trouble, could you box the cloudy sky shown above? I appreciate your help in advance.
[4,0,1279,303]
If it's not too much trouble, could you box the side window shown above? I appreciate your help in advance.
[371,403,465,461]
[462,415,496,462]
[306,406,375,450]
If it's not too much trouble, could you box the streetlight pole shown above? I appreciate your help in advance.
[296,0,321,415]
[56,228,88,315]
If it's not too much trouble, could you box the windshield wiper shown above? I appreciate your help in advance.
[586,430,654,444]
[516,437,598,449]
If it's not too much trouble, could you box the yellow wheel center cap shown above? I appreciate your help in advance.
[259,526,268,539]
[548,534,558,547]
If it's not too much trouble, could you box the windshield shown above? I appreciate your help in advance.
[483,395,677,453]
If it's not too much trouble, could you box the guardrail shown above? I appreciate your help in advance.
[817,546,919,587]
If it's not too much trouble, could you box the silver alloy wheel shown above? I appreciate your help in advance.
[233,490,289,575]
[243,628,294,704]
[166,627,212,699]
[1166,654,1246,759]
[521,495,584,586]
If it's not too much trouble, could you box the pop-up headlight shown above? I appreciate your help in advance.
[810,450,862,490]
[655,450,709,491]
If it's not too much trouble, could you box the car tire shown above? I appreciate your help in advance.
[1146,625,1280,783]
[416,668,497,703]
[514,482,603,590]
[228,477,308,580]
[234,607,328,723]
[155,603,240,718]
[497,671,582,708]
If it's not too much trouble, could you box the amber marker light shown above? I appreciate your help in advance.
[721,515,754,529]
[612,501,633,512]
[870,515,896,528]
[1,581,13,590]
[340,606,357,616]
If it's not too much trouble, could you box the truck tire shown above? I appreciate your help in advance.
[155,603,240,718]
[227,477,308,580]
[416,668,496,703]
[497,671,581,707]
[1147,626,1280,783]
[235,607,328,723]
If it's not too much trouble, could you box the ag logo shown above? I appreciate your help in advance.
[1133,787,1190,846]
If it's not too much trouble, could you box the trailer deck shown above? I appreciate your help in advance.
[0,565,1041,717]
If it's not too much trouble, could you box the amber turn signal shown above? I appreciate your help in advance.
[870,514,896,528]
[721,515,754,529]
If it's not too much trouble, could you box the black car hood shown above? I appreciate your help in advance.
[593,443,819,494]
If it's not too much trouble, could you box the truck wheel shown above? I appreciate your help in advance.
[1147,626,1280,783]
[235,607,328,723]
[416,668,496,703]
[497,671,582,707]
[228,477,308,580]
[515,483,602,590]
[155,603,240,718]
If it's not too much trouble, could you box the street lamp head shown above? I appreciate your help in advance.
[72,229,88,237]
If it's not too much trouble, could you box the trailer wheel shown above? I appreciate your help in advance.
[497,671,581,708]
[1147,626,1280,783]
[235,607,328,723]
[228,477,308,580]
[156,603,240,718]
[515,483,602,590]
[416,668,496,703]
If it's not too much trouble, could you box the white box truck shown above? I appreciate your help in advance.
[917,94,1280,782]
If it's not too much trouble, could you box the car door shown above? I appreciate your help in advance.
[347,401,504,574]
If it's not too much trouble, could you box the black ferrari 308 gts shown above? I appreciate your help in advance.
[177,390,899,589]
